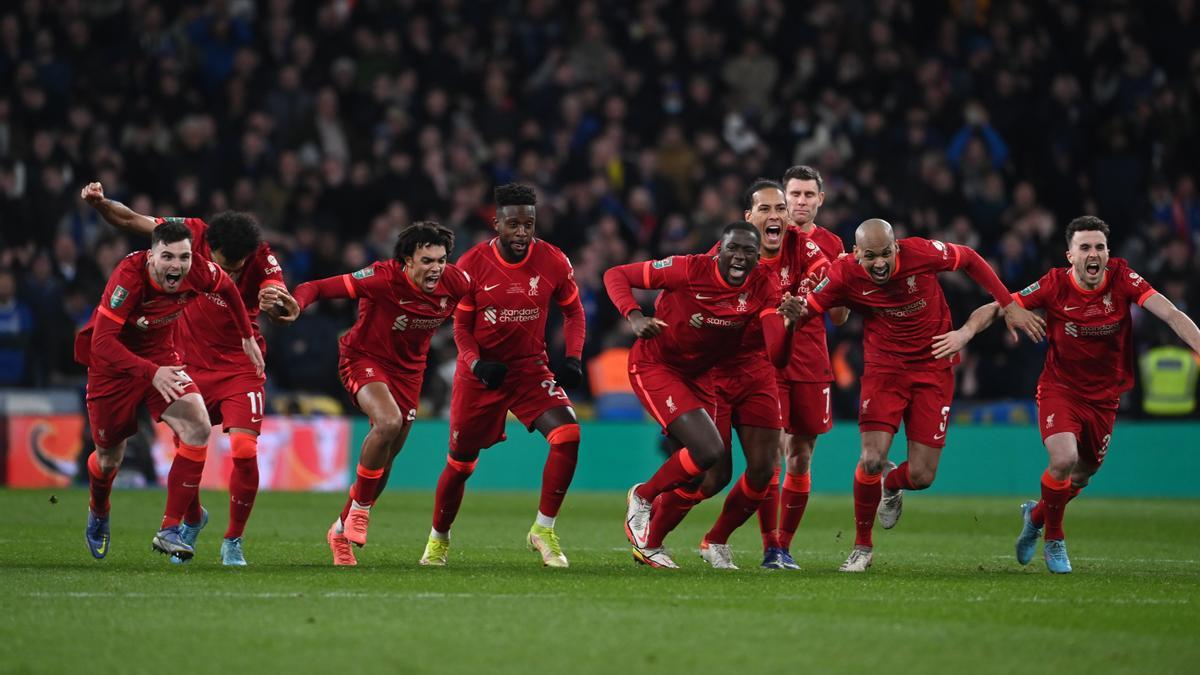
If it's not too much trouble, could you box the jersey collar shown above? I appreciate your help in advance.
[491,238,535,269]
[1068,267,1109,294]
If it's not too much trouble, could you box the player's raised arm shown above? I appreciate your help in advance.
[81,182,158,236]
[931,301,1005,360]
[209,264,263,376]
[603,260,671,338]
[1142,293,1200,355]
[949,244,1045,342]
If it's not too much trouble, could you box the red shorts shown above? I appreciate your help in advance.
[85,367,200,448]
[777,378,834,437]
[449,357,571,451]
[713,360,782,448]
[339,356,422,422]
[629,359,716,434]
[858,368,955,449]
[1037,387,1117,466]
[189,366,266,434]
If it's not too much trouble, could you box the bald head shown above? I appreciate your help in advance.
[855,218,895,249]
[853,218,898,285]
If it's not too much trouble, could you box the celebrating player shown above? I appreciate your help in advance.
[420,184,585,568]
[288,222,470,567]
[82,182,295,566]
[931,216,1200,573]
[76,220,263,561]
[604,222,802,568]
[755,165,849,570]
[649,180,829,569]
[796,218,1044,572]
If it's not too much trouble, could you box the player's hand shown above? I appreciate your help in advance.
[152,366,192,403]
[554,356,583,389]
[472,359,509,390]
[259,286,300,323]
[80,182,105,206]
[1002,303,1046,343]
[777,293,804,324]
[931,328,973,360]
[628,311,667,339]
[242,337,265,377]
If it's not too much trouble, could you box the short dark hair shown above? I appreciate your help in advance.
[394,221,455,260]
[495,183,537,207]
[782,165,824,193]
[721,221,761,244]
[743,178,784,210]
[151,220,192,246]
[1065,215,1110,247]
[205,211,262,263]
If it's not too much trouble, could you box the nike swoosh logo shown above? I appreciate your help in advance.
[696,294,713,300]
[822,416,830,424]
[96,539,108,555]
[397,300,412,305]
[251,417,263,423]
[484,284,501,291]
[183,482,200,488]
[861,289,880,295]
[1064,306,1079,311]
[933,433,945,440]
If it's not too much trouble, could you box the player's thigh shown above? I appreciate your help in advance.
[664,408,724,465]
[160,391,211,441]
[858,370,911,438]
[201,374,268,435]
[510,361,574,431]
[1077,403,1117,468]
[533,405,579,437]
[629,361,716,434]
[783,380,834,437]
[85,375,145,448]
[903,440,944,485]
[736,424,782,485]
[449,366,510,453]
[902,370,954,449]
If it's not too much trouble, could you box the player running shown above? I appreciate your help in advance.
[605,222,802,568]
[420,184,585,568]
[756,165,850,570]
[77,220,263,562]
[82,182,296,566]
[288,222,470,567]
[795,218,1044,572]
[932,215,1200,573]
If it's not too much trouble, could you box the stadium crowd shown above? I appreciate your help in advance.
[1,0,1198,418]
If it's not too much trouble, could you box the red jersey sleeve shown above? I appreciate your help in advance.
[89,259,158,379]
[603,256,690,317]
[258,245,287,291]
[1115,263,1158,306]
[1011,271,1055,311]
[94,256,145,327]
[804,261,849,315]
[196,259,254,338]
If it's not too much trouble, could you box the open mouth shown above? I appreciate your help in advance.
[764,224,782,249]
[164,271,182,285]
[728,262,747,282]
[1085,261,1101,275]
[870,266,889,283]
[424,274,440,290]
[510,240,528,254]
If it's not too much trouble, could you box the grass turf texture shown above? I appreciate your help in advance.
[1,489,1197,674]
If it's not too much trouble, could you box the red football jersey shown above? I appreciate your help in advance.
[1012,258,1157,403]
[454,238,580,362]
[164,217,286,373]
[609,254,782,375]
[806,237,966,372]
[707,225,828,371]
[337,260,472,374]
[781,225,844,382]
[75,249,228,374]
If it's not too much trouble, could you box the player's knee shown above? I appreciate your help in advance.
[178,420,211,447]
[95,445,124,473]
[858,456,886,475]
[230,432,257,459]
[700,468,731,496]
[1047,452,1077,477]
[908,465,937,489]
[372,414,407,442]
[688,444,721,470]
[448,448,480,465]
[744,463,774,490]
[546,423,581,451]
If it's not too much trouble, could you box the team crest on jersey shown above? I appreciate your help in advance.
[813,277,829,293]
[364,367,375,377]
[109,286,128,309]
[529,276,540,296]
[907,275,918,293]
[780,266,791,286]
[652,257,674,269]
[666,396,677,413]
[737,292,749,312]
[352,266,375,279]
[1102,292,1113,313]
[440,297,448,310]
[1019,281,1040,296]
[1045,413,1055,428]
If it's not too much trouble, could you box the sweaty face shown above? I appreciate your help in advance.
[785,178,824,229]
[745,187,788,256]
[717,230,761,285]
[854,237,896,285]
[405,244,448,293]
[495,205,536,260]
[150,240,193,293]
[1067,230,1109,289]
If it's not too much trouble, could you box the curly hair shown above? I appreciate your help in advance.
[205,211,262,262]
[494,183,537,207]
[394,221,455,261]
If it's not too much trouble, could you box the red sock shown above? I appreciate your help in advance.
[539,424,580,518]
[224,433,259,538]
[635,448,704,502]
[1039,470,1072,540]
[162,443,207,528]
[1031,483,1084,528]
[757,466,782,550]
[432,454,477,533]
[852,464,882,548]
[178,436,204,524]
[777,471,811,550]
[87,452,117,517]
[645,487,704,548]
[351,463,386,508]
[705,475,771,545]
[884,462,916,491]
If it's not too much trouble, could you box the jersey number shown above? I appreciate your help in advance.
[246,391,265,415]
[542,380,568,401]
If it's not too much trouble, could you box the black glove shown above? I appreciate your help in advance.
[554,356,583,389]
[472,360,509,390]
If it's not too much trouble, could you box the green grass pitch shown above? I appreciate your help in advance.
[1,488,1197,674]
